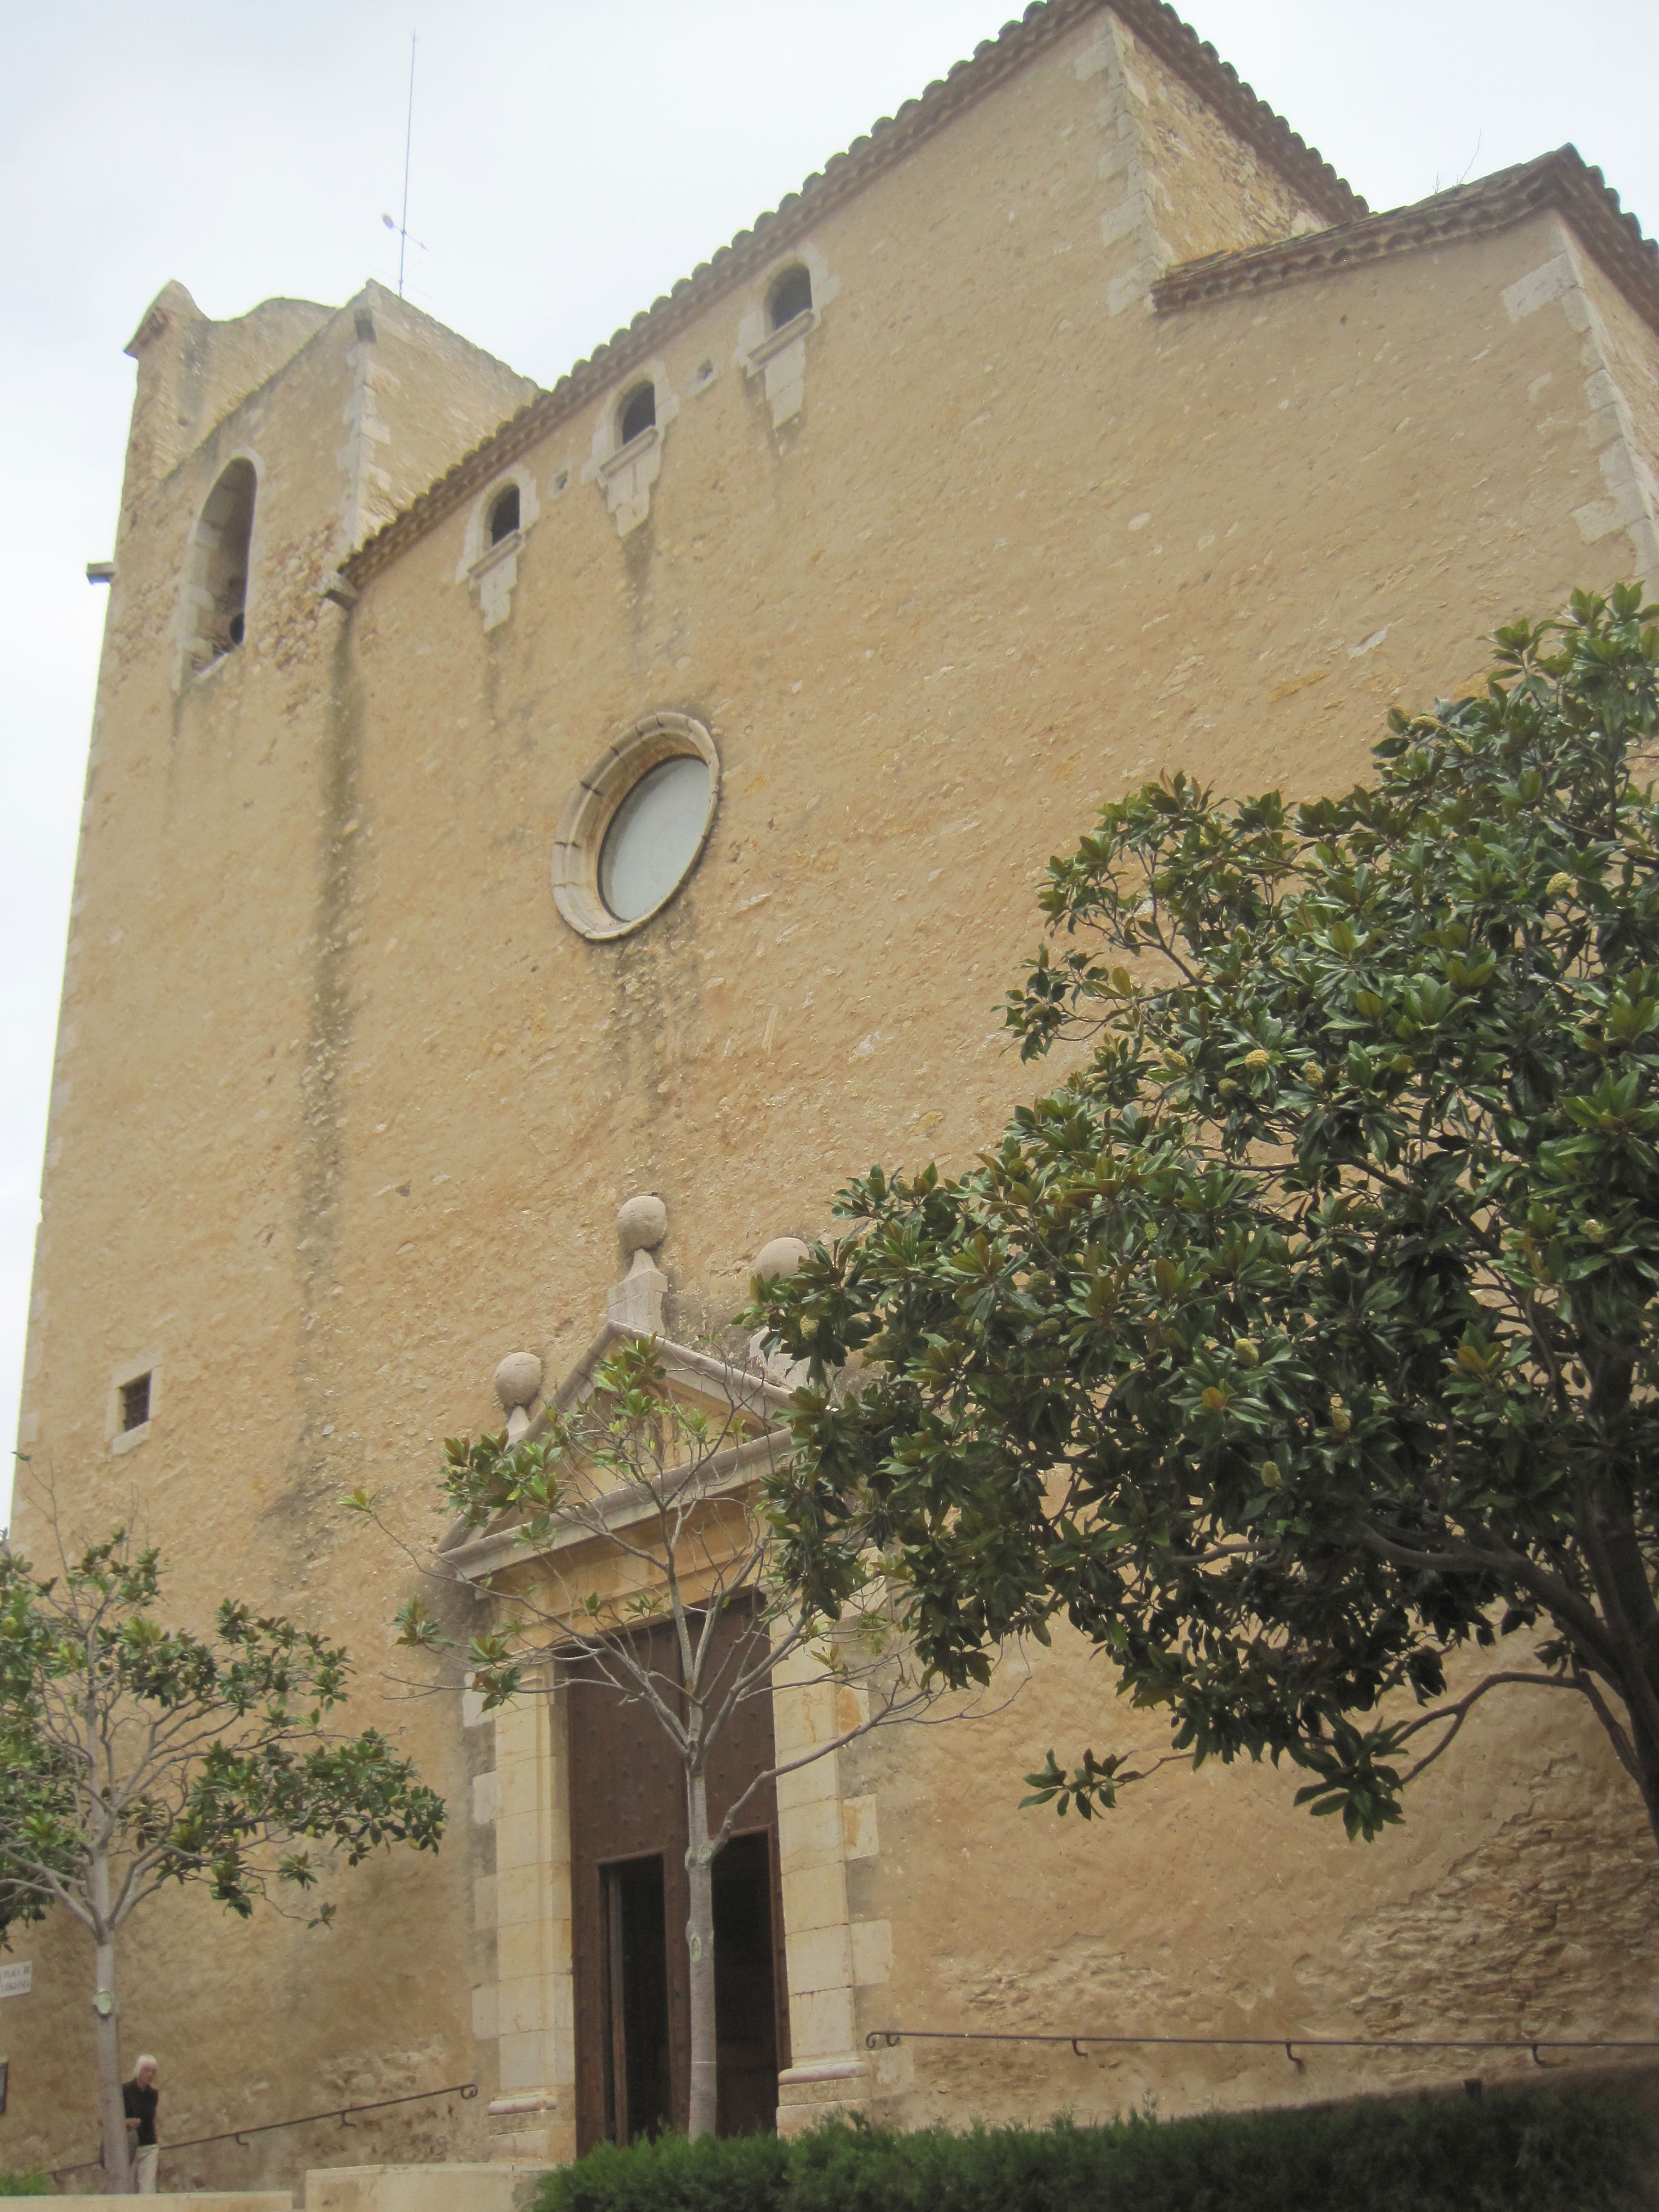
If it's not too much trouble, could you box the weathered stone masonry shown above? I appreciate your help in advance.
[12,0,1659,2184]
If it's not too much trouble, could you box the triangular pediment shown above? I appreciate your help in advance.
[438,1324,795,1586]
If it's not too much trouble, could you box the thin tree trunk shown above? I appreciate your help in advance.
[85,1632,130,2194]
[93,1892,129,2196]
[684,1765,718,2141]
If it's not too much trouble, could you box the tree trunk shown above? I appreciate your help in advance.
[684,1765,718,2141]
[1572,1457,1659,1851]
[1631,1731,1659,1854]
[1603,1671,1659,1854]
[94,1911,129,2196]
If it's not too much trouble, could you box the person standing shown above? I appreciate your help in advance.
[121,2055,159,2194]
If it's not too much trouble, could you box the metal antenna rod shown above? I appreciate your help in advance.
[397,32,417,298]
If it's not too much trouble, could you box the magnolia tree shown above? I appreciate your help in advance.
[0,1507,443,2192]
[748,586,1659,1850]
[364,1333,965,2142]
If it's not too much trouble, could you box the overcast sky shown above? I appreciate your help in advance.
[3,0,1656,1523]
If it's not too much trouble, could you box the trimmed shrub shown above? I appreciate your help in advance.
[545,2130,791,2212]
[540,2089,1651,2212]
[0,2174,52,2198]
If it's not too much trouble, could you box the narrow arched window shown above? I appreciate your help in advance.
[768,264,813,331]
[186,457,257,669]
[618,383,656,446]
[488,484,520,545]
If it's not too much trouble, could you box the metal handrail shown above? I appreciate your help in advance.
[868,2027,1659,2074]
[52,2081,478,2181]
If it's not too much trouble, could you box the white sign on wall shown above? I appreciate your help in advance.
[0,1961,32,1999]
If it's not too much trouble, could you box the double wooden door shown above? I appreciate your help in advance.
[567,1613,791,2148]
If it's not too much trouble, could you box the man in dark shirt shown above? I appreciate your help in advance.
[121,2055,159,2194]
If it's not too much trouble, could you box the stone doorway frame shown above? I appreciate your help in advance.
[446,1320,879,2159]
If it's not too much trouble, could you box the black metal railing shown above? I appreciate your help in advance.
[868,2027,1659,2074]
[52,2081,477,2183]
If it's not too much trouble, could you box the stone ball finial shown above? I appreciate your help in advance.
[494,1352,543,1412]
[617,1194,668,1252]
[753,1235,809,1281]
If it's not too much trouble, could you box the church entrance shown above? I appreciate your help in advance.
[569,1611,790,2148]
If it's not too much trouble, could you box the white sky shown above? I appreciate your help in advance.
[3,0,1656,1520]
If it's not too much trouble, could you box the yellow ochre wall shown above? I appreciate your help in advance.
[10,0,1659,2184]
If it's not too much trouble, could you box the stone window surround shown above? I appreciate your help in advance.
[748,309,819,370]
[550,711,720,943]
[176,447,263,688]
[457,464,542,631]
[582,357,679,537]
[736,241,840,429]
[598,422,659,492]
[106,1352,163,1456]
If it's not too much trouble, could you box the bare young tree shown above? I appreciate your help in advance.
[356,1329,990,2143]
[0,1486,443,2193]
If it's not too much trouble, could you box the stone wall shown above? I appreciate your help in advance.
[11,0,1659,2181]
[8,287,534,2185]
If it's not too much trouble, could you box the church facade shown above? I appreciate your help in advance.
[11,0,1659,2185]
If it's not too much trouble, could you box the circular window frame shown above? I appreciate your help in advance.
[551,711,720,942]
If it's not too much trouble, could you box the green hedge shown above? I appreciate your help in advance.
[539,2090,1652,2212]
[0,2174,51,2199]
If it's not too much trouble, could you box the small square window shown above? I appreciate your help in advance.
[120,1373,152,1432]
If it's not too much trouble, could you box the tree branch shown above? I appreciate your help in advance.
[1395,1669,1585,1784]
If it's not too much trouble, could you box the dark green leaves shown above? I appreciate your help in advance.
[0,1524,442,1946]
[748,588,1659,1846]
[1020,1747,1134,1818]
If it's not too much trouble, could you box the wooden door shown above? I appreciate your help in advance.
[569,1623,686,2151]
[567,1604,789,2149]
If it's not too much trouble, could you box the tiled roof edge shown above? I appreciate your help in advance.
[340,0,1361,590]
[1113,0,1362,227]
[1151,147,1659,332]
